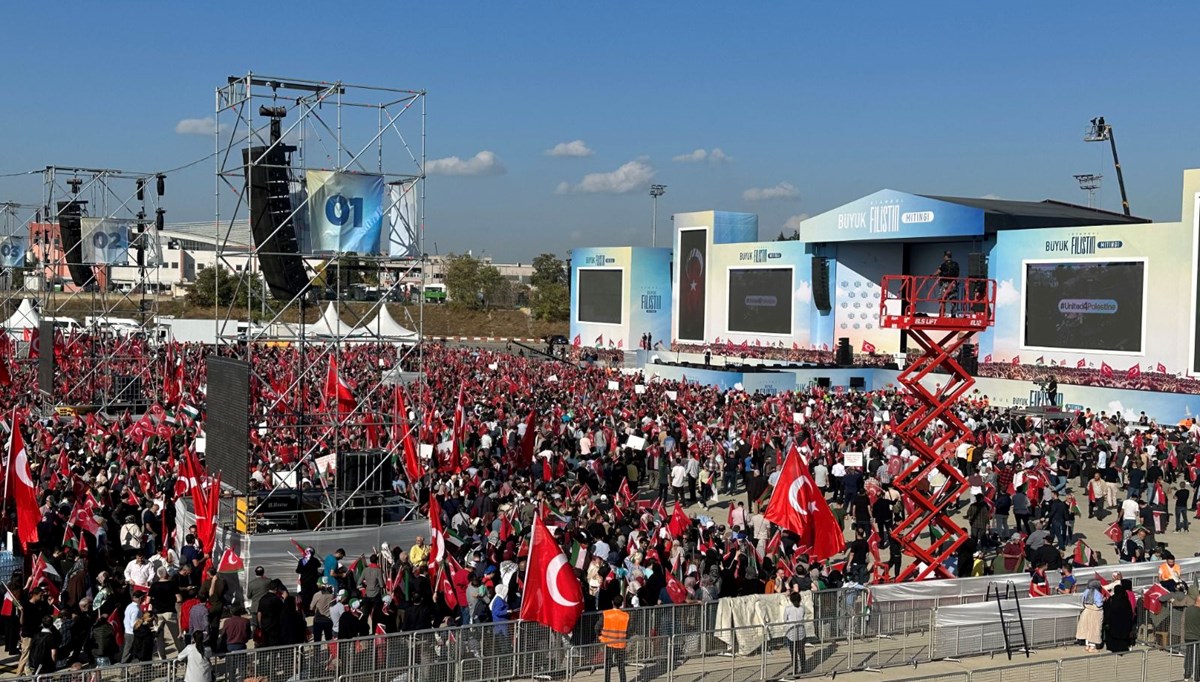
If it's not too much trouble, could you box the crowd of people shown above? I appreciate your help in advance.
[1,333,1200,676]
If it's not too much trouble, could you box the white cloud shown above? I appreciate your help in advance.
[426,150,505,176]
[794,280,812,304]
[783,213,810,231]
[981,193,1004,200]
[545,140,594,157]
[995,278,1019,307]
[175,117,223,136]
[743,182,800,201]
[672,147,732,165]
[561,160,655,194]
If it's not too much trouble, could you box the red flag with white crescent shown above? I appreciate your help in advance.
[7,414,39,548]
[519,515,584,635]
[764,444,844,562]
[428,495,446,567]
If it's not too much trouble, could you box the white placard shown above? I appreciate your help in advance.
[194,436,207,453]
[733,382,744,391]
[315,453,337,475]
[488,362,498,370]
[626,435,646,450]
[843,451,864,468]
[547,375,558,383]
[271,471,297,488]
[665,390,678,402]
[881,410,890,423]
[607,380,620,391]
[634,384,646,394]
[419,443,434,459]
[793,412,804,424]
[435,441,452,454]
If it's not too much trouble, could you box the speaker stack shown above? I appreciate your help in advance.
[243,144,310,300]
[812,256,831,312]
[835,337,853,366]
[56,200,93,288]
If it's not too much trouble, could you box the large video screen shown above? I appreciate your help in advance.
[1023,261,1144,352]
[728,268,793,335]
[678,229,707,340]
[577,269,623,324]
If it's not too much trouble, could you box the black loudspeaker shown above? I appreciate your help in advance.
[243,145,309,300]
[337,450,394,494]
[56,201,93,288]
[849,376,866,390]
[812,257,831,312]
[815,377,831,388]
[111,375,146,408]
[37,320,55,397]
[958,343,978,376]
[835,337,853,366]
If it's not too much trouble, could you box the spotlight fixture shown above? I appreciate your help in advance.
[156,174,165,197]
[136,179,145,201]
[155,208,165,231]
[68,177,83,194]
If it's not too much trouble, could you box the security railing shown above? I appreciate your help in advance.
[15,585,1183,682]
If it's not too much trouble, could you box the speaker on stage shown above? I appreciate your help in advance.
[849,376,866,390]
[812,257,831,312]
[337,450,395,495]
[57,200,93,288]
[958,343,978,376]
[835,337,852,366]
[815,377,831,388]
[243,144,310,300]
[37,320,55,397]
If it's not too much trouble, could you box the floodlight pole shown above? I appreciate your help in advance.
[650,184,667,248]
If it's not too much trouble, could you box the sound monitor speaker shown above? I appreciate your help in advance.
[958,343,978,376]
[815,377,831,388]
[111,375,146,408]
[57,200,93,288]
[835,337,853,366]
[37,320,55,397]
[849,376,866,390]
[243,145,310,300]
[812,257,831,312]
[337,450,394,495]
[206,356,250,492]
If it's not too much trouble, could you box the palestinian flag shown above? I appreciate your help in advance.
[181,404,201,421]
[347,555,367,587]
[568,541,589,570]
[1071,540,1094,567]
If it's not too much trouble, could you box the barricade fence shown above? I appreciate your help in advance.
[18,587,1197,682]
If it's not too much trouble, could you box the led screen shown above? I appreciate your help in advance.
[577,269,623,324]
[1023,261,1144,352]
[728,268,793,335]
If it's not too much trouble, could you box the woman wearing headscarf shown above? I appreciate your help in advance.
[490,584,511,654]
[1076,579,1105,652]
[1102,583,1135,652]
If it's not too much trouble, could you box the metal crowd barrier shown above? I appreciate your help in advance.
[20,583,1190,682]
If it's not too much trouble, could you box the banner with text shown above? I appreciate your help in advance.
[799,189,984,243]
[0,234,26,267]
[306,171,386,254]
[80,217,130,265]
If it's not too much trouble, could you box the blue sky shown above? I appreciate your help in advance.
[2,2,1199,261]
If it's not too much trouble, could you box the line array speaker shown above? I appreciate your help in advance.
[243,145,310,300]
[56,201,93,288]
[812,256,831,312]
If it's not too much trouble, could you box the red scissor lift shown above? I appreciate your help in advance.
[878,275,997,581]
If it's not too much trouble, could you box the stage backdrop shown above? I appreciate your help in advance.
[983,220,1192,375]
[570,246,671,350]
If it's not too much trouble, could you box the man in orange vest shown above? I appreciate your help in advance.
[598,594,629,682]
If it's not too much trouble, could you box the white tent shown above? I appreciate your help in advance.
[360,305,418,342]
[2,299,40,332]
[301,303,361,339]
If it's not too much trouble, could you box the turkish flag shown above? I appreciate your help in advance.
[764,445,845,562]
[450,386,465,471]
[665,573,688,604]
[1126,364,1140,380]
[217,547,244,573]
[1011,356,1020,365]
[1157,363,1168,373]
[394,387,422,483]
[861,340,876,354]
[1076,358,1086,368]
[324,356,356,417]
[6,414,40,548]
[1143,583,1170,614]
[1099,362,1114,379]
[0,358,9,387]
[1104,521,1124,544]
[983,354,992,363]
[518,410,537,469]
[667,503,690,537]
[519,515,584,635]
[428,495,446,567]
